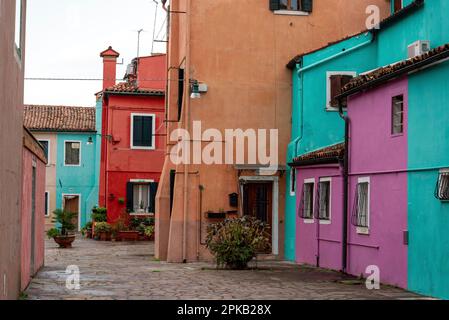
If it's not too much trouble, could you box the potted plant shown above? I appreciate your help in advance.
[91,207,107,238]
[114,210,139,241]
[46,209,77,248]
[95,222,112,241]
[144,225,155,241]
[81,221,93,238]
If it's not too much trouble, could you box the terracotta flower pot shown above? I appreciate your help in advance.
[117,231,139,241]
[99,232,111,241]
[54,235,76,248]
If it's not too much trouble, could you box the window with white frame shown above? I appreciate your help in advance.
[352,178,370,230]
[131,114,155,149]
[127,181,158,215]
[64,141,81,166]
[270,0,313,13]
[39,140,50,165]
[318,179,331,221]
[327,72,356,110]
[435,170,449,201]
[15,0,23,59]
[45,191,50,217]
[299,180,314,219]
[392,95,404,135]
[290,168,296,196]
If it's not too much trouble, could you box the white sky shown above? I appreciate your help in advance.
[24,0,167,107]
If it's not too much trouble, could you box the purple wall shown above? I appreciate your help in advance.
[347,77,408,288]
[295,165,343,271]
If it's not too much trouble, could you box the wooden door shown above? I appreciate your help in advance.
[243,183,273,252]
[64,196,79,232]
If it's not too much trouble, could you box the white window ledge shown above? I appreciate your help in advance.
[303,219,315,224]
[274,10,309,16]
[357,227,370,235]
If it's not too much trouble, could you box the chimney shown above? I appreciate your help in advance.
[100,46,120,90]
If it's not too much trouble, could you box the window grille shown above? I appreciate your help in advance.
[352,182,369,227]
[435,172,449,201]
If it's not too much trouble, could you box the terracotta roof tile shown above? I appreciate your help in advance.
[104,82,165,95]
[292,143,345,165]
[24,105,96,132]
[340,43,449,96]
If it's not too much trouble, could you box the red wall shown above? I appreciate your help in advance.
[100,94,166,222]
[21,148,46,291]
[137,55,166,90]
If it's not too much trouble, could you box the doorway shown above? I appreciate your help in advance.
[63,195,80,232]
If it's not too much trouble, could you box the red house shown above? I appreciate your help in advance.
[98,47,166,222]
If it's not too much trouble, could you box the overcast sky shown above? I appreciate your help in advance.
[24,0,167,107]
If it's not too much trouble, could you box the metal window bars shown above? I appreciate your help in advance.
[315,181,330,220]
[435,172,449,201]
[298,183,314,219]
[351,182,369,227]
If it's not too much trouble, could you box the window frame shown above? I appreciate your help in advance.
[326,71,357,111]
[45,191,50,217]
[130,113,156,150]
[356,177,371,235]
[302,178,315,223]
[318,177,332,224]
[435,169,449,202]
[274,0,311,15]
[391,94,405,136]
[63,140,82,167]
[38,139,51,166]
[129,179,155,215]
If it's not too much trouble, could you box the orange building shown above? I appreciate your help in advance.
[156,0,390,263]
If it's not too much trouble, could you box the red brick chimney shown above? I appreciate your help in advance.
[100,46,120,90]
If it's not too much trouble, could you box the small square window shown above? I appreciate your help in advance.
[131,114,155,149]
[65,141,81,166]
[435,171,449,201]
[392,95,404,135]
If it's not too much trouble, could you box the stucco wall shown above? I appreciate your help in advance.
[0,0,27,300]
[21,147,46,291]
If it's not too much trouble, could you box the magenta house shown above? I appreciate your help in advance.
[292,77,409,289]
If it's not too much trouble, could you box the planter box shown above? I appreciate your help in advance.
[99,232,111,241]
[116,231,139,242]
[54,235,76,248]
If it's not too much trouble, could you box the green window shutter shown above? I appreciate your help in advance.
[133,116,143,146]
[269,0,280,11]
[126,182,134,212]
[149,182,159,214]
[142,116,153,147]
[301,0,313,12]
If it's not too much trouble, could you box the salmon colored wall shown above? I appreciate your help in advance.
[21,148,46,291]
[156,0,390,262]
[100,94,165,222]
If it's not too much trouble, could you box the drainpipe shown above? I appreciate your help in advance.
[182,0,192,264]
[338,101,350,273]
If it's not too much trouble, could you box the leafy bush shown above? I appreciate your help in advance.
[91,207,107,222]
[205,216,271,270]
[95,222,112,233]
[46,228,60,239]
[144,226,155,238]
[52,209,77,236]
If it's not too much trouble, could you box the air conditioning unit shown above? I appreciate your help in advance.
[408,40,430,59]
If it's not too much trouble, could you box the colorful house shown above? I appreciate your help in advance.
[24,105,99,231]
[0,0,29,300]
[287,0,449,299]
[155,0,390,263]
[21,127,47,291]
[98,48,166,223]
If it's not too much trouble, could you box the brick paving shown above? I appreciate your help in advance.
[24,237,425,300]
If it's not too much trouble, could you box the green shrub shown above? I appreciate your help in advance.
[95,222,112,233]
[51,209,77,236]
[144,225,155,238]
[91,207,107,222]
[205,216,271,270]
[46,228,60,239]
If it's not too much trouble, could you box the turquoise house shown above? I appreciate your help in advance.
[24,105,99,231]
[286,0,449,298]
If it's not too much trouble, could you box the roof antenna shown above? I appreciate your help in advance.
[151,0,158,55]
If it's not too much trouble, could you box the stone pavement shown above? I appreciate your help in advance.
[24,237,425,300]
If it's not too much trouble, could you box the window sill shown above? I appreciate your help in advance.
[303,219,314,224]
[319,220,332,225]
[356,227,370,235]
[130,146,156,151]
[130,213,155,216]
[391,133,404,138]
[274,10,309,16]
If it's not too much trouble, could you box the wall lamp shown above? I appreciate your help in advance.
[190,79,208,99]
[87,134,113,145]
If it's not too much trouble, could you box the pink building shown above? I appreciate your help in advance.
[21,128,47,291]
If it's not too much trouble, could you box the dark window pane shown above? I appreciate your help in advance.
[65,142,80,165]
[39,140,49,164]
[133,115,153,148]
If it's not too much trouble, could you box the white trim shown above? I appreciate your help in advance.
[62,193,82,231]
[356,177,371,235]
[38,139,51,166]
[130,113,156,150]
[63,140,82,167]
[130,179,154,183]
[319,177,332,225]
[326,71,357,111]
[302,178,315,222]
[439,168,449,174]
[290,168,296,196]
[45,191,50,217]
[273,10,309,16]
[239,176,279,255]
[129,179,155,216]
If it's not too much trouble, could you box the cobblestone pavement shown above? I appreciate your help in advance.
[25,237,425,300]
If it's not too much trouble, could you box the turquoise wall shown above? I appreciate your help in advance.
[407,61,449,299]
[56,132,98,229]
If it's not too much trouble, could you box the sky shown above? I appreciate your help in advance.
[24,0,167,107]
